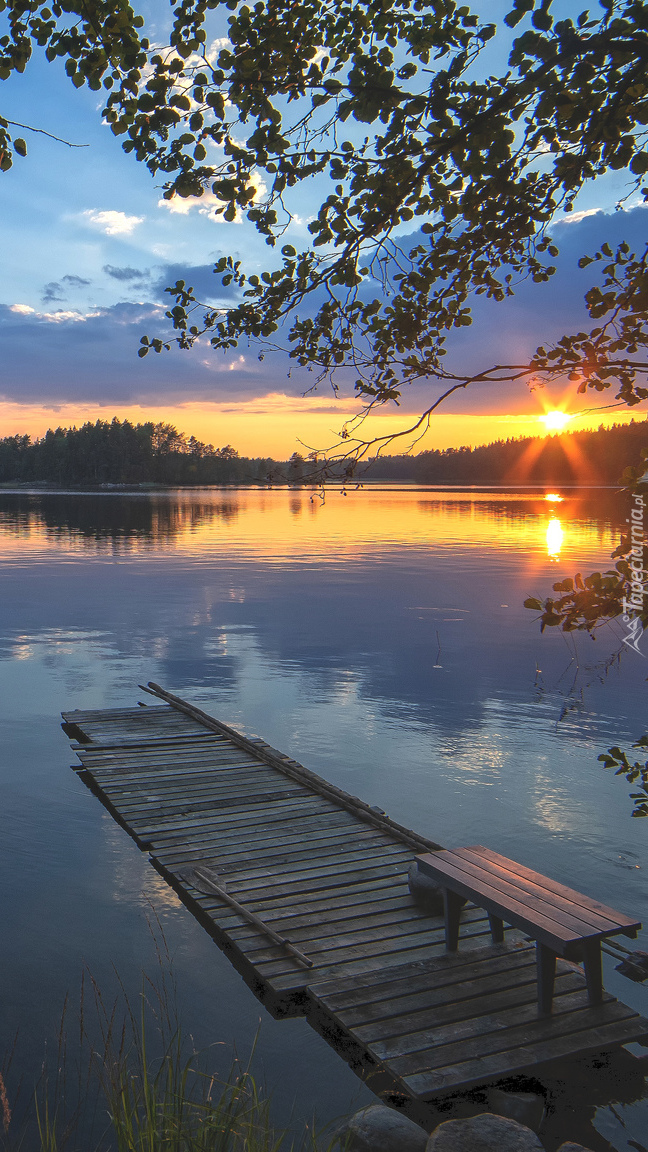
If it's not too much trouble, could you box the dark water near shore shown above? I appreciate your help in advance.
[0,486,647,1149]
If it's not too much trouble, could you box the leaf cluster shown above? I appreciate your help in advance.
[6,0,648,408]
[531,239,648,407]
[115,0,648,406]
[0,0,147,167]
[599,735,648,817]
[524,568,633,633]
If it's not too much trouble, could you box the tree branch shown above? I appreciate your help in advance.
[5,119,89,148]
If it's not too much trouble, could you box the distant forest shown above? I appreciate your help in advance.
[0,416,645,487]
[369,418,648,485]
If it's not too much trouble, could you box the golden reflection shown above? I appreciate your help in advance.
[546,517,563,560]
[544,493,563,502]
[0,489,617,569]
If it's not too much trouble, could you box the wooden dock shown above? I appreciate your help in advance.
[62,685,648,1103]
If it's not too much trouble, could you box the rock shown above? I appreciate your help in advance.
[426,1112,544,1152]
[408,862,467,914]
[556,1145,596,1152]
[335,1104,428,1152]
[487,1089,545,1132]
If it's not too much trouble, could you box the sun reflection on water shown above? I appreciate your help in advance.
[546,517,563,560]
[0,490,619,576]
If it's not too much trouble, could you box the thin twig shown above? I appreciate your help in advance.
[5,119,89,148]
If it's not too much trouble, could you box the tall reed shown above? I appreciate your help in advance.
[2,921,334,1152]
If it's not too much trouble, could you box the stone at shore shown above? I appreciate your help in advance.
[426,1112,544,1151]
[335,1104,428,1152]
[487,1088,546,1131]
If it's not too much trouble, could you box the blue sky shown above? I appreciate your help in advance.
[0,0,646,455]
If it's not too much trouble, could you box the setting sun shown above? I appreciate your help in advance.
[540,410,571,432]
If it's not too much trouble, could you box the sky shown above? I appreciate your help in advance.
[0,0,646,459]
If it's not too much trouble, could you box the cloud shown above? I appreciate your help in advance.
[8,305,92,323]
[152,263,240,303]
[62,274,91,288]
[558,207,603,225]
[158,191,223,218]
[103,265,150,282]
[42,282,65,303]
[0,301,280,404]
[80,210,144,236]
[4,203,648,416]
[42,273,92,303]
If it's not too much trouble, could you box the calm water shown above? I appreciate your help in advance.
[0,486,647,1148]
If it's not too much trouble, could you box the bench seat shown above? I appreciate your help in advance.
[416,844,641,1015]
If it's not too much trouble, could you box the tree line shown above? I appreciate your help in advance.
[0,419,273,486]
[0,416,644,488]
[365,420,648,485]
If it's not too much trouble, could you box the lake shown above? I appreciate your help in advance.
[0,485,646,1149]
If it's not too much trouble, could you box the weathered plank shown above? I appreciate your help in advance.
[459,845,644,927]
[309,946,648,1098]
[65,693,648,1106]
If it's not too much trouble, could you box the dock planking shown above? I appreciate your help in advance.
[63,687,648,1103]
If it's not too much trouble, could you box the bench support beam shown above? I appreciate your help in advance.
[444,890,464,952]
[488,913,504,944]
[582,939,604,1006]
[536,944,557,1016]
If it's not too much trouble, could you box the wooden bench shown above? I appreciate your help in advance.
[416,845,642,1016]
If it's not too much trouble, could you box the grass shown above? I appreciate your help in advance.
[0,922,335,1152]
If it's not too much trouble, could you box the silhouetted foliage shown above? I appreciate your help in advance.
[0,419,275,486]
[0,416,644,488]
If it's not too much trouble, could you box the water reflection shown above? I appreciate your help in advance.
[0,491,239,553]
[0,486,645,1150]
[546,516,563,559]
[0,487,626,564]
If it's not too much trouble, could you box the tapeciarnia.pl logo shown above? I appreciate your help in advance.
[621,486,646,656]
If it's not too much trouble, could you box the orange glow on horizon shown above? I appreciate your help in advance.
[0,398,643,459]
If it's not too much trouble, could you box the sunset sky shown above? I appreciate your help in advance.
[1,0,646,458]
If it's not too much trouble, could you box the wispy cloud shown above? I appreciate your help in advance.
[62,274,91,288]
[9,304,92,323]
[42,281,65,303]
[80,209,144,236]
[104,264,150,281]
[42,273,91,303]
[558,207,603,225]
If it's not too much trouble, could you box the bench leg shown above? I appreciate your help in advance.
[444,890,463,952]
[536,944,556,1016]
[488,914,504,944]
[582,940,603,1006]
